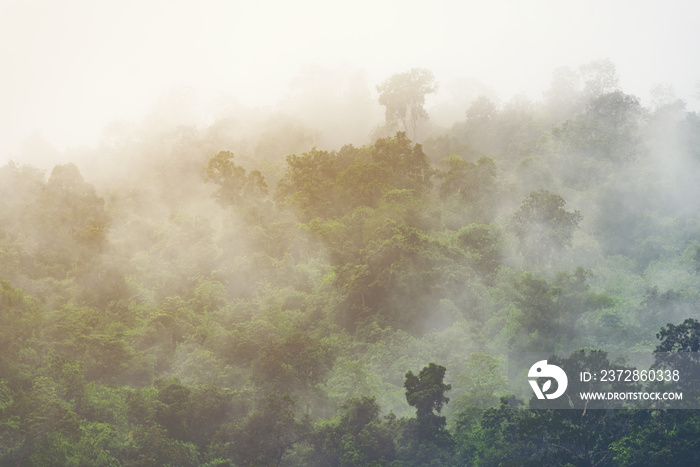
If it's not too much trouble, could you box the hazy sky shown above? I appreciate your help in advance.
[2,0,699,162]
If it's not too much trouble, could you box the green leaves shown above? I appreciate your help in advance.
[456,223,503,278]
[13,163,109,277]
[253,333,335,398]
[309,395,395,466]
[438,155,496,206]
[276,134,431,221]
[329,219,473,332]
[203,150,268,206]
[404,363,451,421]
[655,318,700,353]
[228,393,310,466]
[401,363,456,464]
[511,268,612,350]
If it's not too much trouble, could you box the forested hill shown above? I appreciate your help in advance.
[2,62,700,465]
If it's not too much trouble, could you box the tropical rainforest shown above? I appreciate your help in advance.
[2,60,700,466]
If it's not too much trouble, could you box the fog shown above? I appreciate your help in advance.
[2,2,700,465]
[2,0,699,163]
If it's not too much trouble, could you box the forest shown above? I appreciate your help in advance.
[2,59,700,466]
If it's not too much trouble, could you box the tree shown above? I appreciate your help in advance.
[275,135,431,222]
[452,96,500,155]
[376,68,437,139]
[28,163,109,275]
[653,318,700,404]
[466,95,498,122]
[329,220,473,333]
[0,281,40,384]
[451,353,507,416]
[253,333,334,412]
[456,223,503,279]
[519,350,636,466]
[458,396,538,465]
[513,189,582,263]
[553,90,643,190]
[371,132,431,192]
[203,150,268,206]
[544,66,583,122]
[404,363,451,433]
[580,58,619,100]
[511,268,613,350]
[123,425,198,466]
[3,376,81,466]
[611,410,700,467]
[438,155,497,219]
[275,148,344,220]
[610,321,700,465]
[308,395,395,466]
[656,318,700,353]
[400,363,455,465]
[227,393,310,466]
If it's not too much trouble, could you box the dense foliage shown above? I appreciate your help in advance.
[2,61,700,465]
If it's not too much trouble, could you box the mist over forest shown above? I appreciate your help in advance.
[2,58,700,465]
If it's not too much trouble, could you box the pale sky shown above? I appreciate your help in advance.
[1,0,699,162]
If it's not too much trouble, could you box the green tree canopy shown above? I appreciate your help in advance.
[203,150,268,206]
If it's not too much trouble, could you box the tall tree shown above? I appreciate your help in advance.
[376,68,437,139]
[400,363,455,465]
[404,363,451,435]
